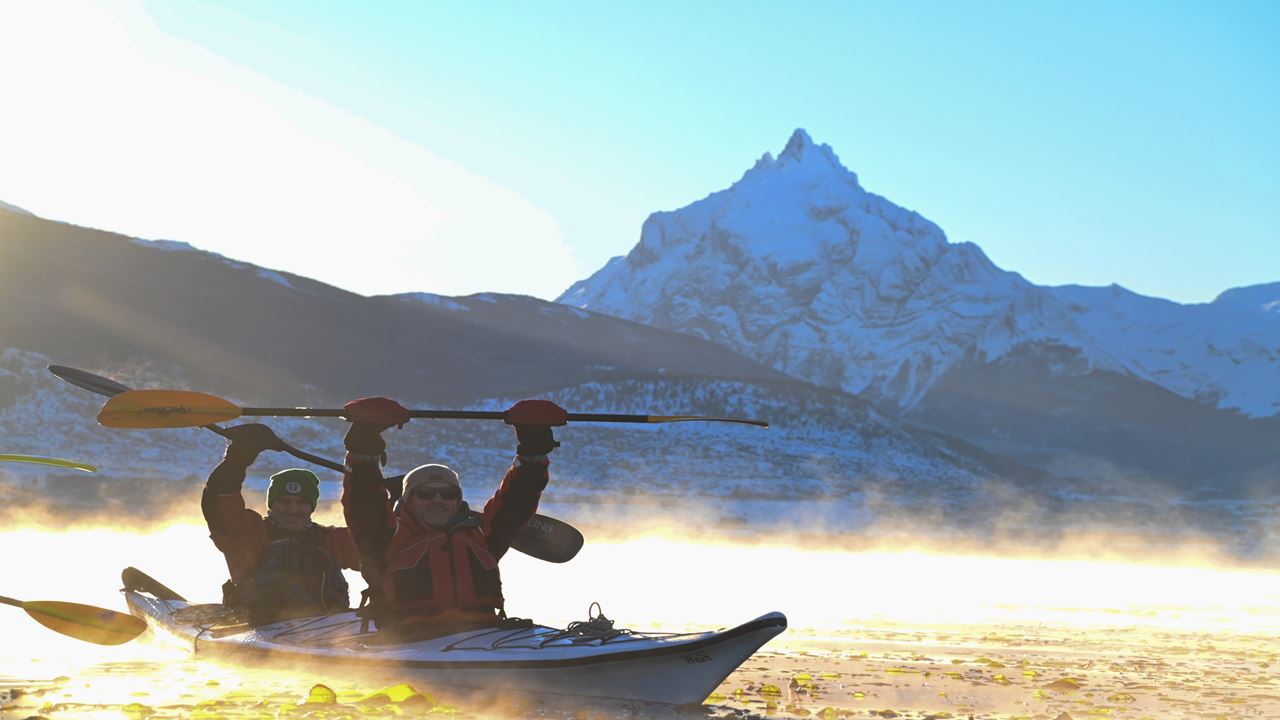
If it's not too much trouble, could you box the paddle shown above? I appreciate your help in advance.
[49,366,584,563]
[0,594,146,645]
[96,389,771,430]
[50,366,340,471]
[0,454,97,473]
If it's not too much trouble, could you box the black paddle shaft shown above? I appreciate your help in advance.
[240,407,768,427]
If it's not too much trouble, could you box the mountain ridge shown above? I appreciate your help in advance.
[0,200,1058,516]
[558,129,1278,482]
[560,129,1278,419]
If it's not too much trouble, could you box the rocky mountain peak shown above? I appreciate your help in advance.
[780,128,814,159]
[560,130,1014,405]
[560,132,1280,419]
[743,128,857,191]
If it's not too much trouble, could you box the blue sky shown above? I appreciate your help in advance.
[1,0,1276,302]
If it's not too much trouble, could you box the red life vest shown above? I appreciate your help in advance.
[381,507,503,629]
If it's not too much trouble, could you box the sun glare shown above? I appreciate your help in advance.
[0,1,580,299]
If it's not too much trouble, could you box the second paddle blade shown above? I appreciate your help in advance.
[24,600,148,645]
[0,454,97,473]
[512,514,585,563]
[98,389,242,429]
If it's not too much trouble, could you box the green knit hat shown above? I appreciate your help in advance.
[266,468,320,510]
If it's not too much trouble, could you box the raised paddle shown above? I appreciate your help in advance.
[50,366,584,563]
[49,366,338,470]
[0,594,146,645]
[97,389,771,429]
[0,454,97,473]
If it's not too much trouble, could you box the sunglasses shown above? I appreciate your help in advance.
[412,486,461,501]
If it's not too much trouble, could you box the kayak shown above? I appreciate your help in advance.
[121,568,786,705]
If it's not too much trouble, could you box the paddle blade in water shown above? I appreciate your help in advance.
[0,454,97,473]
[98,390,242,429]
[22,600,147,645]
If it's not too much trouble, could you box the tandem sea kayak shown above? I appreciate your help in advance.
[121,568,787,705]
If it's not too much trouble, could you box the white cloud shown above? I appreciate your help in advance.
[0,1,580,299]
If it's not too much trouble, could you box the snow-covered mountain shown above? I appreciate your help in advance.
[1,185,1272,547]
[1046,283,1280,415]
[558,130,1279,483]
[0,202,1061,529]
[560,129,1279,421]
[560,130,1279,420]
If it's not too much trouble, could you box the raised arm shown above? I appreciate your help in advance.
[201,424,285,580]
[201,423,285,534]
[481,400,565,559]
[340,397,412,588]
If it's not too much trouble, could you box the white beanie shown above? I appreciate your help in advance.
[402,463,460,496]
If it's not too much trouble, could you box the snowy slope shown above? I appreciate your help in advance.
[1214,282,1280,313]
[0,347,1044,525]
[1048,283,1280,416]
[10,346,1270,549]
[560,130,1279,418]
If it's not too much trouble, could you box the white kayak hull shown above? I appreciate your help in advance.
[124,587,786,705]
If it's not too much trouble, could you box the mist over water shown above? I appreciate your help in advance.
[4,517,1279,638]
[3,518,1279,718]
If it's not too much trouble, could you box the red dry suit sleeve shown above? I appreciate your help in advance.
[342,456,395,587]
[201,456,269,583]
[480,458,549,561]
[321,526,362,571]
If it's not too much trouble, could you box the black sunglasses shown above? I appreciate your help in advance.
[412,486,461,501]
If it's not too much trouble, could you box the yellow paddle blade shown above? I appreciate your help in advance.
[0,454,97,473]
[98,389,242,429]
[23,600,147,645]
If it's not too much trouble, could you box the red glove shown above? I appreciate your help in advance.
[343,397,410,461]
[504,399,568,427]
[342,397,411,429]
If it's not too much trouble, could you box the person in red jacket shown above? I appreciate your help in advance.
[203,424,360,625]
[340,396,565,639]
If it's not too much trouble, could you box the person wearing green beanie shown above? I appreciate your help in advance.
[202,424,360,625]
[266,468,321,514]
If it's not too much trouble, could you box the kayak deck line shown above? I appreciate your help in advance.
[123,571,787,705]
[269,614,680,652]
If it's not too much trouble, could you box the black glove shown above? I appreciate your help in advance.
[344,423,387,458]
[221,423,284,465]
[342,397,411,461]
[515,425,559,458]
[505,399,565,458]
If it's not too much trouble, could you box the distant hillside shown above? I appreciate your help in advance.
[0,203,1052,526]
[0,204,785,405]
